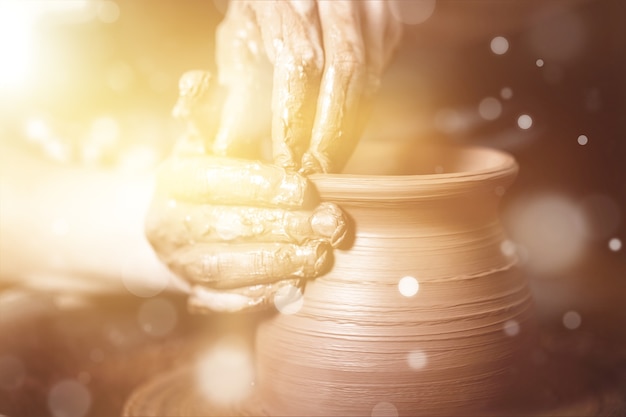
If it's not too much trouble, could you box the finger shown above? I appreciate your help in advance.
[212,1,271,159]
[166,240,331,290]
[359,1,404,82]
[300,2,368,174]
[170,70,215,156]
[145,200,347,255]
[187,278,302,314]
[156,155,314,208]
[251,1,324,170]
[343,2,405,151]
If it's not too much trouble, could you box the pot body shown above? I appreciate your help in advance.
[255,144,535,416]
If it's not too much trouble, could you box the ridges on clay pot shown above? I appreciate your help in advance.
[255,141,536,416]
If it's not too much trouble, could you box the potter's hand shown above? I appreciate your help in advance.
[213,1,403,174]
[145,154,347,313]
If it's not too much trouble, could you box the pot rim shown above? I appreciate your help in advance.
[310,144,518,201]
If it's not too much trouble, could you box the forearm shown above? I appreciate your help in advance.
[0,146,184,295]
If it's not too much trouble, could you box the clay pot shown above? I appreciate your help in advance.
[255,141,535,416]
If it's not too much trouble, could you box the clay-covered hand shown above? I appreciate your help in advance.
[213,0,403,174]
[145,154,347,313]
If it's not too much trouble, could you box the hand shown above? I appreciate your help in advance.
[145,153,348,313]
[213,0,403,174]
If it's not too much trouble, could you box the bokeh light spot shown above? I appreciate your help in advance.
[500,87,513,100]
[371,401,399,417]
[120,242,172,298]
[500,240,517,258]
[48,379,91,417]
[503,320,520,337]
[517,114,533,130]
[196,337,255,407]
[273,284,304,315]
[577,135,588,146]
[434,108,472,134]
[0,355,26,390]
[505,194,587,274]
[390,0,436,25]
[478,97,502,121]
[563,311,582,330]
[25,118,50,141]
[137,298,178,337]
[490,36,509,55]
[398,276,419,297]
[407,349,428,370]
[609,238,622,252]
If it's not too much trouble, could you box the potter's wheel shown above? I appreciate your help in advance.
[123,327,626,417]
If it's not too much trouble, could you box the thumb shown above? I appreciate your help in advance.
[213,2,271,159]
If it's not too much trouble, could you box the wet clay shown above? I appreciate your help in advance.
[254,141,536,416]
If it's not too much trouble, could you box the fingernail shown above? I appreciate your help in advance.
[301,240,332,276]
[311,202,348,246]
[275,171,317,208]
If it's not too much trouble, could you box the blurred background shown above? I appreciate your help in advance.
[0,0,624,416]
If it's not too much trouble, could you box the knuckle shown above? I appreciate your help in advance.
[301,47,325,73]
[277,44,324,75]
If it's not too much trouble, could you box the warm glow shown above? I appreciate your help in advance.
[0,2,37,91]
[0,1,96,92]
